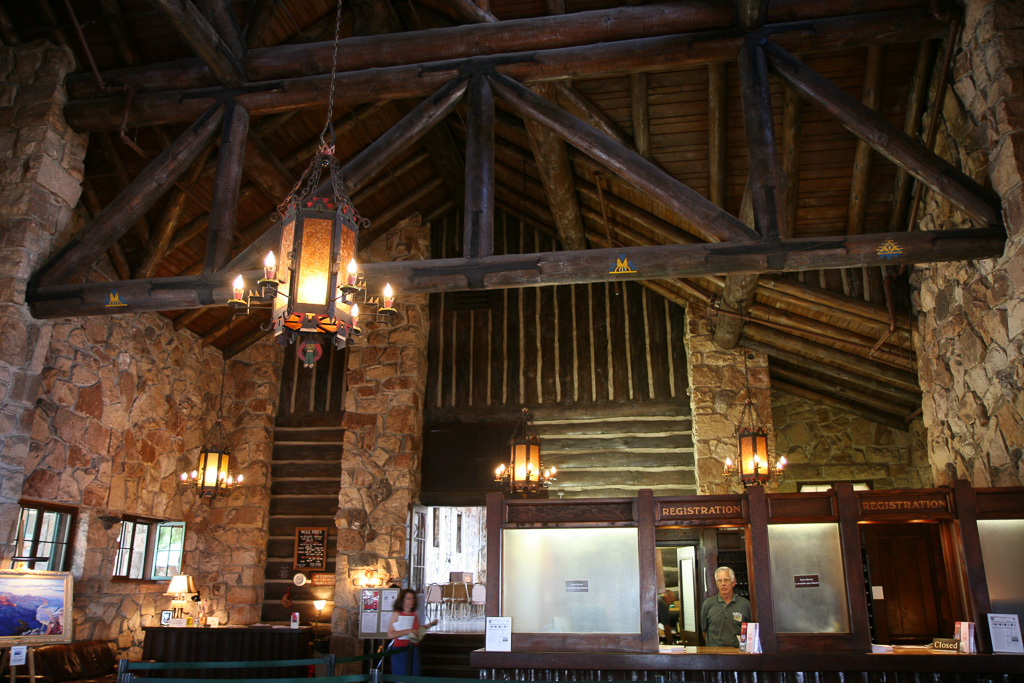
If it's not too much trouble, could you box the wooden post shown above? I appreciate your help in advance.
[33,103,225,288]
[487,71,759,244]
[835,483,873,652]
[464,74,496,259]
[763,41,1004,228]
[952,479,993,652]
[745,485,777,652]
[738,38,783,242]
[707,62,727,208]
[205,102,250,273]
[630,72,650,158]
[485,492,503,619]
[637,489,658,652]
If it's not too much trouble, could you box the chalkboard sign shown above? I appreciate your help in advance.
[294,527,328,570]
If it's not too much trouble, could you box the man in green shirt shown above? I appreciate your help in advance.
[700,566,752,647]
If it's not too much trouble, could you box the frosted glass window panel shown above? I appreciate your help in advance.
[679,546,697,632]
[502,528,641,634]
[978,519,1024,618]
[767,523,850,633]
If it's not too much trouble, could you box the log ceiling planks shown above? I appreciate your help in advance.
[9,0,999,426]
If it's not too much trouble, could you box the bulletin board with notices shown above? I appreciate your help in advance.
[358,588,400,639]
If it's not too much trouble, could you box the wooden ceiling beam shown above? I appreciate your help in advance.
[772,377,909,431]
[523,84,587,251]
[443,0,498,23]
[96,133,152,245]
[488,71,758,244]
[205,103,250,273]
[245,0,279,48]
[31,104,226,289]
[81,183,130,280]
[846,44,883,235]
[630,73,650,158]
[463,74,496,259]
[198,0,245,63]
[149,0,244,86]
[780,55,801,239]
[359,177,447,248]
[763,40,1003,228]
[27,225,1004,318]
[135,144,214,278]
[244,131,296,201]
[67,1,735,100]
[771,364,915,416]
[65,8,945,132]
[889,39,936,230]
[554,85,634,150]
[707,62,726,208]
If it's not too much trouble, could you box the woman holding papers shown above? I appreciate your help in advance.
[387,588,438,675]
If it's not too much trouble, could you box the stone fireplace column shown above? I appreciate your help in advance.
[331,215,430,658]
[685,303,775,494]
[0,41,86,549]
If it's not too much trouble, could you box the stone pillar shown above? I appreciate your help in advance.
[0,40,85,551]
[331,215,430,657]
[190,334,282,627]
[684,303,775,494]
[911,0,1024,486]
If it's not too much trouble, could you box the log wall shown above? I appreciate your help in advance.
[425,209,695,499]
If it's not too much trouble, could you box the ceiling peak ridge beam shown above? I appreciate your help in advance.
[27,225,1005,319]
[205,102,249,273]
[64,8,946,132]
[763,40,1004,229]
[67,1,735,100]
[149,0,244,87]
[715,36,785,349]
[487,71,759,245]
[464,74,496,259]
[30,103,226,289]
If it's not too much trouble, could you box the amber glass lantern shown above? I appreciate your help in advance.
[496,408,555,494]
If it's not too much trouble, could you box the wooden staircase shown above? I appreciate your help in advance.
[260,346,347,625]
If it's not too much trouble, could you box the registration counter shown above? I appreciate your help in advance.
[471,482,1024,680]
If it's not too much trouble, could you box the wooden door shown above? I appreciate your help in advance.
[861,523,955,644]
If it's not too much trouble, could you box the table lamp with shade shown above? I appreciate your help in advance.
[313,599,327,639]
[164,574,197,620]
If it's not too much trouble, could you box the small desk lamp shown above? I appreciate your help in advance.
[164,574,197,619]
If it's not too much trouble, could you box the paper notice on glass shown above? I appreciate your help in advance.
[988,613,1024,654]
[486,617,512,651]
[381,588,400,613]
[360,611,380,636]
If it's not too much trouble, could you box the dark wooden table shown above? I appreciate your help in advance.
[142,626,312,678]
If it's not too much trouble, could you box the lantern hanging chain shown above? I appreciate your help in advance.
[277,0,346,217]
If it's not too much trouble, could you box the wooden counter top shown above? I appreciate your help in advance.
[470,648,1024,674]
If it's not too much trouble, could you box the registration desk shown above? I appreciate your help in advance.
[142,626,312,677]
[475,482,1024,682]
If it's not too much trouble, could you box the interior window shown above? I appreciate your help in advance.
[12,503,75,571]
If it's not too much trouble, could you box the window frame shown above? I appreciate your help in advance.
[12,501,76,572]
[113,516,185,581]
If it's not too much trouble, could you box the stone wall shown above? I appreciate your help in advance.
[771,391,932,491]
[911,0,1024,486]
[0,40,86,555]
[28,311,279,657]
[685,303,775,494]
[331,215,430,656]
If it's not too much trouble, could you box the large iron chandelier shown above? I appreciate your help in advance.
[495,408,556,494]
[227,0,395,369]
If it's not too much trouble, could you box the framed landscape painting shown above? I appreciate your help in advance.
[0,570,73,646]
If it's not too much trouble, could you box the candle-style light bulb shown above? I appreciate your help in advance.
[191,470,198,480]
[351,303,359,328]
[777,456,787,470]
[237,473,244,483]
[724,457,733,469]
[383,283,395,310]
[550,466,556,476]
[180,472,188,482]
[346,259,358,286]
[264,251,276,280]
[232,274,245,301]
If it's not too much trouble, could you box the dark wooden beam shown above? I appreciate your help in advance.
[199,0,246,62]
[464,74,496,259]
[771,365,915,418]
[65,8,946,132]
[68,1,735,99]
[523,84,587,251]
[149,0,244,86]
[708,62,726,207]
[630,72,650,158]
[96,133,152,245]
[846,44,883,235]
[555,84,634,149]
[0,3,19,45]
[780,56,801,239]
[488,71,759,244]
[205,103,249,273]
[27,226,1004,318]
[81,183,130,280]
[772,378,907,430]
[136,144,214,278]
[359,177,447,248]
[224,322,270,359]
[444,0,498,23]
[763,41,1004,228]
[739,39,784,242]
[737,0,768,31]
[244,131,296,200]
[245,0,279,48]
[32,104,225,288]
[715,181,758,349]
[888,39,935,230]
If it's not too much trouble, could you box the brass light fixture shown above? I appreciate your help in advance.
[181,335,240,497]
[495,408,556,494]
[227,0,395,369]
[723,352,784,487]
